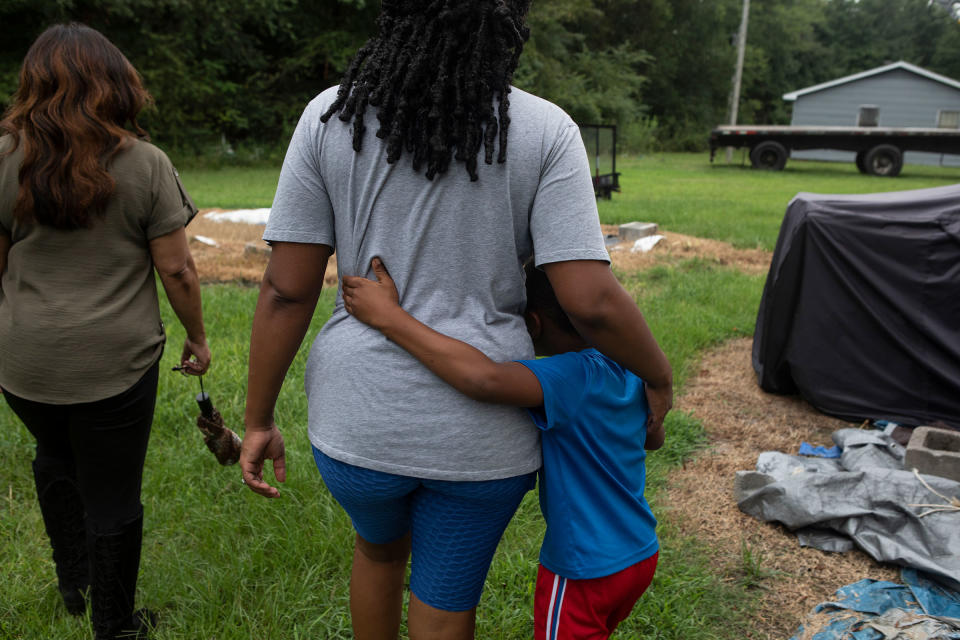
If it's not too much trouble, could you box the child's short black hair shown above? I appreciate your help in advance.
[524,261,578,337]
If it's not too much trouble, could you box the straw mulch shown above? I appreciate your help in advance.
[601,224,772,276]
[668,337,899,639]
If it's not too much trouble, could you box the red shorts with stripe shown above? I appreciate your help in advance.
[534,552,659,640]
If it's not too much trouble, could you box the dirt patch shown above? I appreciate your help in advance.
[667,338,899,639]
[187,216,769,285]
[188,210,338,285]
[601,224,772,275]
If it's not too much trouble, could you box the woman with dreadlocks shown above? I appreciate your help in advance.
[241,1,672,638]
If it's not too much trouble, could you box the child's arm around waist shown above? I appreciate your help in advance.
[342,258,544,408]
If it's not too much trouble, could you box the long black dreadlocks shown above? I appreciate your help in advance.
[320,0,532,181]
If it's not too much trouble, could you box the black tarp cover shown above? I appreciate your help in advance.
[752,184,960,429]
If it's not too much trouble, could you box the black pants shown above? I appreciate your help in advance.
[2,362,158,531]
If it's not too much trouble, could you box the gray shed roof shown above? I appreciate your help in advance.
[782,61,960,101]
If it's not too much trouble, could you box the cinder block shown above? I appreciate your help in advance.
[618,222,659,243]
[904,426,960,483]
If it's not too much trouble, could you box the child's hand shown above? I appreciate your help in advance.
[643,380,671,450]
[342,257,401,329]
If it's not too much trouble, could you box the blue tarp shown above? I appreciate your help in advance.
[790,569,960,640]
[798,442,842,458]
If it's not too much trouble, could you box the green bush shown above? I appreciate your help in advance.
[620,115,662,154]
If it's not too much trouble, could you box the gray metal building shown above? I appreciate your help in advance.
[785,61,960,166]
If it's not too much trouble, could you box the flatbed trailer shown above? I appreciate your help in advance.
[709,124,960,176]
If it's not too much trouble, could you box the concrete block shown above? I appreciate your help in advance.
[904,426,960,483]
[618,222,659,243]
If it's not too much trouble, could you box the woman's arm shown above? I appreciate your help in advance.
[241,241,331,498]
[542,260,673,432]
[149,227,210,374]
[342,258,544,408]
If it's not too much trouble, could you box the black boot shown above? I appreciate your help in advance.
[32,458,90,615]
[88,510,155,639]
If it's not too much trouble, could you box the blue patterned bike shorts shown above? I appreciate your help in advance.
[313,446,536,611]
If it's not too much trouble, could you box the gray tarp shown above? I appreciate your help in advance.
[735,429,960,591]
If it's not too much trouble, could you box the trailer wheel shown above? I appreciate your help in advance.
[863,144,903,177]
[855,151,868,174]
[749,141,788,171]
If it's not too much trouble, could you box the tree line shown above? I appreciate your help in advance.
[3,0,960,155]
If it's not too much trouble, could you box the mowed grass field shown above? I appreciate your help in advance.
[1,153,957,639]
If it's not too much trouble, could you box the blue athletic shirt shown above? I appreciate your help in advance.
[517,348,658,580]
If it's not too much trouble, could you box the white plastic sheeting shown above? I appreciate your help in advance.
[204,208,270,225]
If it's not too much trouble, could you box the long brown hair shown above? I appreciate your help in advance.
[0,23,152,229]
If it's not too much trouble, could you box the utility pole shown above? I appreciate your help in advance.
[726,0,750,162]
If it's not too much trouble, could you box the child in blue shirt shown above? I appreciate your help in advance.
[343,258,664,640]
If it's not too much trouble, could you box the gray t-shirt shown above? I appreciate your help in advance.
[265,86,608,480]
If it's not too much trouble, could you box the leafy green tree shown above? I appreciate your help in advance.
[820,0,948,73]
[514,0,651,147]
[639,0,741,148]
[738,0,828,125]
[0,0,377,152]
[7,0,960,153]
[931,11,960,79]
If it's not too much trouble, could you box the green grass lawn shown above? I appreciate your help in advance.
[178,151,960,249]
[599,152,960,249]
[178,166,281,210]
[2,153,957,638]
[0,271,762,640]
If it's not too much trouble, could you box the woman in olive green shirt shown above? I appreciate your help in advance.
[0,24,210,640]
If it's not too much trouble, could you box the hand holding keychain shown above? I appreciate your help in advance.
[173,367,242,466]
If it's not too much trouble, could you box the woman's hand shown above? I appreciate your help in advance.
[242,241,330,500]
[342,257,401,329]
[240,424,286,498]
[179,335,211,375]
